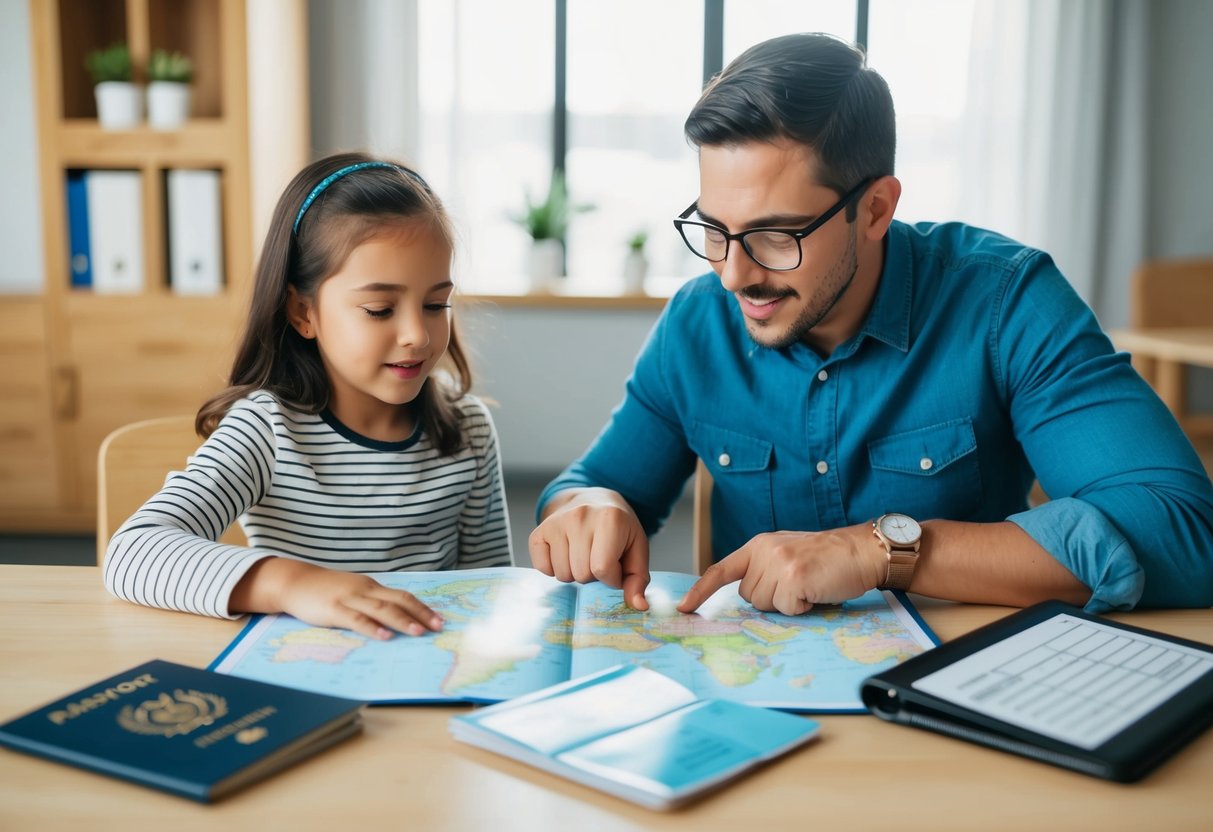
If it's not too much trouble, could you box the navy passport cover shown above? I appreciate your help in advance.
[0,659,364,802]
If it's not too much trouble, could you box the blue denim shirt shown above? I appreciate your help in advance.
[539,221,1213,612]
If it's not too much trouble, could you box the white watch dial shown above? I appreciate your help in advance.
[879,514,921,545]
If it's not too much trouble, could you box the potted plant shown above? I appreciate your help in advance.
[623,229,649,294]
[146,49,193,129]
[513,171,591,292]
[86,42,139,129]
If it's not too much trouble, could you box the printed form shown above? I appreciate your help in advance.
[913,614,1213,749]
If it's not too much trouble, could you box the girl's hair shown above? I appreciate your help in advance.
[197,151,473,456]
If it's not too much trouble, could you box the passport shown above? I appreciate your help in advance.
[0,659,364,802]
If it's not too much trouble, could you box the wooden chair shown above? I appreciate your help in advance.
[96,415,246,565]
[1130,257,1213,439]
[692,460,713,575]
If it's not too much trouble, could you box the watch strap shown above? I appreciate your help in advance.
[882,556,917,590]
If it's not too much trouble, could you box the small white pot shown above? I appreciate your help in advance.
[527,238,564,292]
[147,81,192,129]
[94,81,141,129]
[622,250,649,295]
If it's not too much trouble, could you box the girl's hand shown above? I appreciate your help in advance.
[231,558,443,640]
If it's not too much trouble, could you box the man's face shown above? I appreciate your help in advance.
[696,141,859,350]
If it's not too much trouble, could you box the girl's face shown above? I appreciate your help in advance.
[289,224,454,440]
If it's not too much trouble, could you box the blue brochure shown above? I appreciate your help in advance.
[449,664,821,810]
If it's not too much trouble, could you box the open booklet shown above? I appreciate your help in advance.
[450,663,821,810]
[212,567,937,712]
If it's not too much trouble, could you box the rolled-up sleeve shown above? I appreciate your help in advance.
[997,253,1213,611]
[537,298,697,534]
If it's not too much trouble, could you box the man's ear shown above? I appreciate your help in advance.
[860,175,901,242]
[285,285,316,339]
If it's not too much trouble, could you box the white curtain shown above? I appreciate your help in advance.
[958,0,1149,327]
[307,0,420,164]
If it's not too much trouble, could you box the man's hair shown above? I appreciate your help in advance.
[685,32,896,196]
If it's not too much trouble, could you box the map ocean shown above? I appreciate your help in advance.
[211,567,938,712]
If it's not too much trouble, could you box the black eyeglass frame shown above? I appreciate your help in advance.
[673,177,875,271]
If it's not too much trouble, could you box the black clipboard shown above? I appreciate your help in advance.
[861,600,1213,782]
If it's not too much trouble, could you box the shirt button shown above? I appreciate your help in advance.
[718,453,731,467]
[816,460,829,474]
[919,457,934,471]
[817,369,828,382]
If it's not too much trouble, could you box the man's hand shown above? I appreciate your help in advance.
[231,558,444,641]
[529,488,652,609]
[678,526,885,616]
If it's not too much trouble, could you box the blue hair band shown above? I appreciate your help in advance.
[292,161,429,235]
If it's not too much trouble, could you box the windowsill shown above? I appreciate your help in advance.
[460,274,692,310]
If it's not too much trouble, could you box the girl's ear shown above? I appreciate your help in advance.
[285,285,316,339]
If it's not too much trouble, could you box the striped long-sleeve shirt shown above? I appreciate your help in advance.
[103,390,513,618]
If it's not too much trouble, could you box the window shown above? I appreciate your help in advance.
[415,0,1012,294]
[564,1,703,290]
[417,0,554,293]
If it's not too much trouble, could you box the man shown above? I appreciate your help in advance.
[530,33,1213,616]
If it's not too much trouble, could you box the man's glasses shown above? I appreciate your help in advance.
[673,178,873,271]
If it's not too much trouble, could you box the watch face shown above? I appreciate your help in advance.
[879,513,921,545]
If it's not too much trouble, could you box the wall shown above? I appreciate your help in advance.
[0,0,45,293]
[1147,0,1213,261]
[458,304,660,473]
[1148,0,1213,409]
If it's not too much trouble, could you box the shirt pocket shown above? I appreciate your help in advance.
[867,418,982,519]
[690,420,775,539]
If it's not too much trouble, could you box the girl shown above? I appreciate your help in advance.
[104,152,513,640]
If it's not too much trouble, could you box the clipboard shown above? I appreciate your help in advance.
[861,600,1213,782]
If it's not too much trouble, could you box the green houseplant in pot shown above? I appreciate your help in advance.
[146,49,193,130]
[622,229,649,295]
[513,171,592,292]
[86,42,139,129]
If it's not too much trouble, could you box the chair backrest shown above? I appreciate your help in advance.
[96,415,246,565]
[692,459,713,575]
[1131,258,1213,328]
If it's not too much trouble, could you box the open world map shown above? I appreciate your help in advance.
[212,567,936,711]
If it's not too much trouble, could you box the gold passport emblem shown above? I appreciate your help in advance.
[117,690,228,738]
[235,727,268,744]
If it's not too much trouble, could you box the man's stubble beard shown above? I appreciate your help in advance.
[745,224,859,350]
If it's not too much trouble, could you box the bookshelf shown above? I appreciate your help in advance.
[1,0,308,532]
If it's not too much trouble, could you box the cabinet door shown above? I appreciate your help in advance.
[61,294,240,514]
[0,298,62,515]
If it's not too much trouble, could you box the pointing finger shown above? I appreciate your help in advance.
[620,534,651,610]
[678,547,751,613]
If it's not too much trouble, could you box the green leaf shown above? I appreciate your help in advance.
[85,42,132,84]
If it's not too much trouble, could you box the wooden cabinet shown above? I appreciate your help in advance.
[3,0,307,532]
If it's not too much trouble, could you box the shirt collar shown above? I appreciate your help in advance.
[856,220,912,353]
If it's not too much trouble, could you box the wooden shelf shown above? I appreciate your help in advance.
[56,120,238,165]
[0,0,307,533]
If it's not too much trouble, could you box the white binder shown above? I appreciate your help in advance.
[166,169,225,295]
[86,170,144,294]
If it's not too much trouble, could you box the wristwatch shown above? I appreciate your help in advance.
[872,513,922,590]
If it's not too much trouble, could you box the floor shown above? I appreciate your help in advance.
[0,473,697,573]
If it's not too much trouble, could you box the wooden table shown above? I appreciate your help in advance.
[2,565,1211,831]
[1110,326,1213,438]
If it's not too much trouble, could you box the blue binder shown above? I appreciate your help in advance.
[65,170,92,288]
